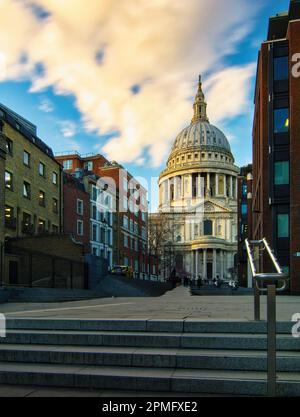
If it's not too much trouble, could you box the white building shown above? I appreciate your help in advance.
[158,76,239,282]
[84,175,115,269]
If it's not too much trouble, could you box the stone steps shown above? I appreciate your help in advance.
[0,344,300,372]
[0,319,299,396]
[6,318,294,334]
[0,329,297,351]
[0,362,300,396]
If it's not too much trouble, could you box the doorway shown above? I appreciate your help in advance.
[9,261,18,285]
[207,262,213,280]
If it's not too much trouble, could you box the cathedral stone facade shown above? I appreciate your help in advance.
[158,77,239,282]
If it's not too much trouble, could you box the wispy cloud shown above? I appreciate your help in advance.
[59,120,77,138]
[0,0,260,167]
[38,96,54,113]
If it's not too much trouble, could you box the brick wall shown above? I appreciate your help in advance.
[63,174,90,253]
[3,121,63,238]
[9,234,84,262]
[288,20,300,293]
[252,43,274,274]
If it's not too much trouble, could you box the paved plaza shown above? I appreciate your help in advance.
[0,286,299,321]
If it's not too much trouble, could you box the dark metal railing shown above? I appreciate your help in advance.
[245,238,290,397]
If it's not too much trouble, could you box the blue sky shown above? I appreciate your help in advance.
[0,0,291,210]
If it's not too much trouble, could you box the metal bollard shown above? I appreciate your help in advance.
[267,285,277,397]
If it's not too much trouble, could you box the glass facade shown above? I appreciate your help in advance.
[274,108,289,134]
[274,56,288,81]
[274,161,289,185]
[277,214,289,238]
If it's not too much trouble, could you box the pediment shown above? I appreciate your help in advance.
[204,199,232,213]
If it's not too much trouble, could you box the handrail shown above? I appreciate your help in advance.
[245,238,290,398]
[245,239,289,293]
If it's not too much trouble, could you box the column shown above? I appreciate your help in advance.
[235,177,238,199]
[163,181,167,204]
[227,252,232,276]
[166,179,170,203]
[181,176,184,198]
[207,173,211,197]
[215,174,219,196]
[221,251,224,280]
[230,176,233,198]
[197,174,202,198]
[203,249,207,280]
[174,177,178,200]
[195,250,199,280]
[213,249,217,279]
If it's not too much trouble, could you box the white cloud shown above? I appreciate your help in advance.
[59,120,77,138]
[0,0,260,167]
[38,96,54,113]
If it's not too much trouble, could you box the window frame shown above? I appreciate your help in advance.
[23,181,31,199]
[5,170,13,190]
[77,219,84,236]
[23,150,30,167]
[39,162,46,177]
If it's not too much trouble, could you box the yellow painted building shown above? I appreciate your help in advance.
[0,104,63,240]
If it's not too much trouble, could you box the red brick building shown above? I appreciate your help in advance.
[252,0,300,293]
[55,152,149,277]
[63,173,90,254]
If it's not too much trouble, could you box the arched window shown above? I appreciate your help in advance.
[204,220,213,236]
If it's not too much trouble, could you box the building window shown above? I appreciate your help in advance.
[92,224,97,241]
[52,172,58,185]
[53,198,58,213]
[274,108,289,134]
[84,161,93,171]
[92,186,97,202]
[123,216,128,229]
[91,205,96,220]
[5,171,13,190]
[63,160,73,170]
[22,212,33,234]
[107,229,112,246]
[5,206,16,229]
[275,161,289,185]
[23,181,31,199]
[6,138,13,155]
[77,220,83,236]
[39,190,46,206]
[241,203,248,216]
[124,234,129,248]
[100,227,106,244]
[77,199,84,215]
[39,162,45,177]
[123,197,128,211]
[23,151,30,166]
[277,214,289,238]
[38,219,46,234]
[274,56,288,81]
[204,220,213,236]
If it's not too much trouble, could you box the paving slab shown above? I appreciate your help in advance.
[0,287,299,321]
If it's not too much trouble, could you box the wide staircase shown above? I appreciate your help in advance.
[0,318,299,396]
